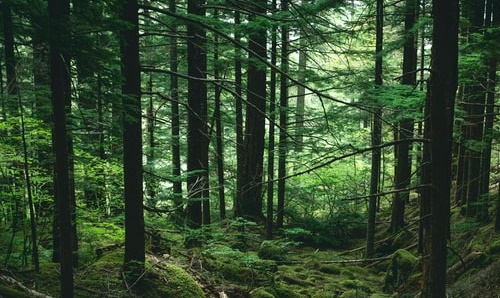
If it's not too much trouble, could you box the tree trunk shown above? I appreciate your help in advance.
[213,10,226,221]
[238,0,267,220]
[295,33,306,153]
[277,0,289,229]
[234,11,244,218]
[266,0,278,239]
[169,0,183,216]
[478,0,497,221]
[119,0,145,279]
[186,0,209,227]
[463,0,487,219]
[366,0,383,258]
[421,0,459,295]
[48,0,74,294]
[390,0,417,233]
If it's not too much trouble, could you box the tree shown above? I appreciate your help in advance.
[213,8,226,221]
[169,0,183,216]
[277,0,289,229]
[186,0,209,227]
[237,0,268,220]
[366,0,383,258]
[120,0,145,278]
[48,0,74,294]
[420,0,459,295]
[266,0,278,239]
[390,0,417,233]
[481,0,498,224]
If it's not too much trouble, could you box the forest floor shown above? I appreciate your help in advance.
[1,205,500,297]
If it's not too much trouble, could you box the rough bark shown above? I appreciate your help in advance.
[213,11,226,221]
[48,0,74,294]
[119,0,145,278]
[169,0,183,216]
[390,0,417,233]
[266,0,278,239]
[238,0,267,220]
[277,0,289,229]
[186,0,209,227]
[366,0,383,258]
[420,0,459,295]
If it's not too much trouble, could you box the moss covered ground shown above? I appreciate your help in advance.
[3,204,500,297]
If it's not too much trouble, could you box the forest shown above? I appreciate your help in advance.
[0,0,499,297]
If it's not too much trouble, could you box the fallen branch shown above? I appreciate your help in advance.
[0,274,54,298]
[447,251,483,282]
[276,254,393,265]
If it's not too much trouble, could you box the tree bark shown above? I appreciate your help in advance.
[238,0,267,220]
[420,0,459,295]
[119,0,145,279]
[48,0,74,294]
[366,0,383,258]
[234,11,244,218]
[213,10,226,221]
[169,0,183,217]
[186,0,209,227]
[266,0,278,239]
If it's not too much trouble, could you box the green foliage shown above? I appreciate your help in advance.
[202,243,276,284]
[144,263,205,298]
[258,240,292,261]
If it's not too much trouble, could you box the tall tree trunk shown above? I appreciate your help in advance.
[490,0,500,231]
[169,0,183,216]
[478,0,497,221]
[238,0,267,220]
[48,0,74,294]
[186,0,209,227]
[390,0,417,233]
[213,9,226,221]
[463,0,486,218]
[119,0,145,279]
[295,33,307,153]
[234,11,244,218]
[145,74,156,204]
[421,0,459,295]
[266,0,278,239]
[277,0,289,229]
[366,0,383,258]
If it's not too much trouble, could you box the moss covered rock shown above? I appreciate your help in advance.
[151,263,205,298]
[258,240,287,261]
[251,287,276,298]
[384,249,418,291]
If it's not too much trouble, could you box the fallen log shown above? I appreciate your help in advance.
[276,254,393,265]
[0,274,54,298]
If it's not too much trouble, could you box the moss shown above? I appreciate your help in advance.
[279,272,315,287]
[340,269,355,279]
[0,284,33,298]
[258,240,287,261]
[340,289,364,298]
[391,230,412,250]
[369,293,393,298]
[319,264,341,275]
[203,244,275,283]
[384,249,418,290]
[151,263,205,298]
[251,287,276,298]
[488,239,500,255]
[271,282,307,298]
